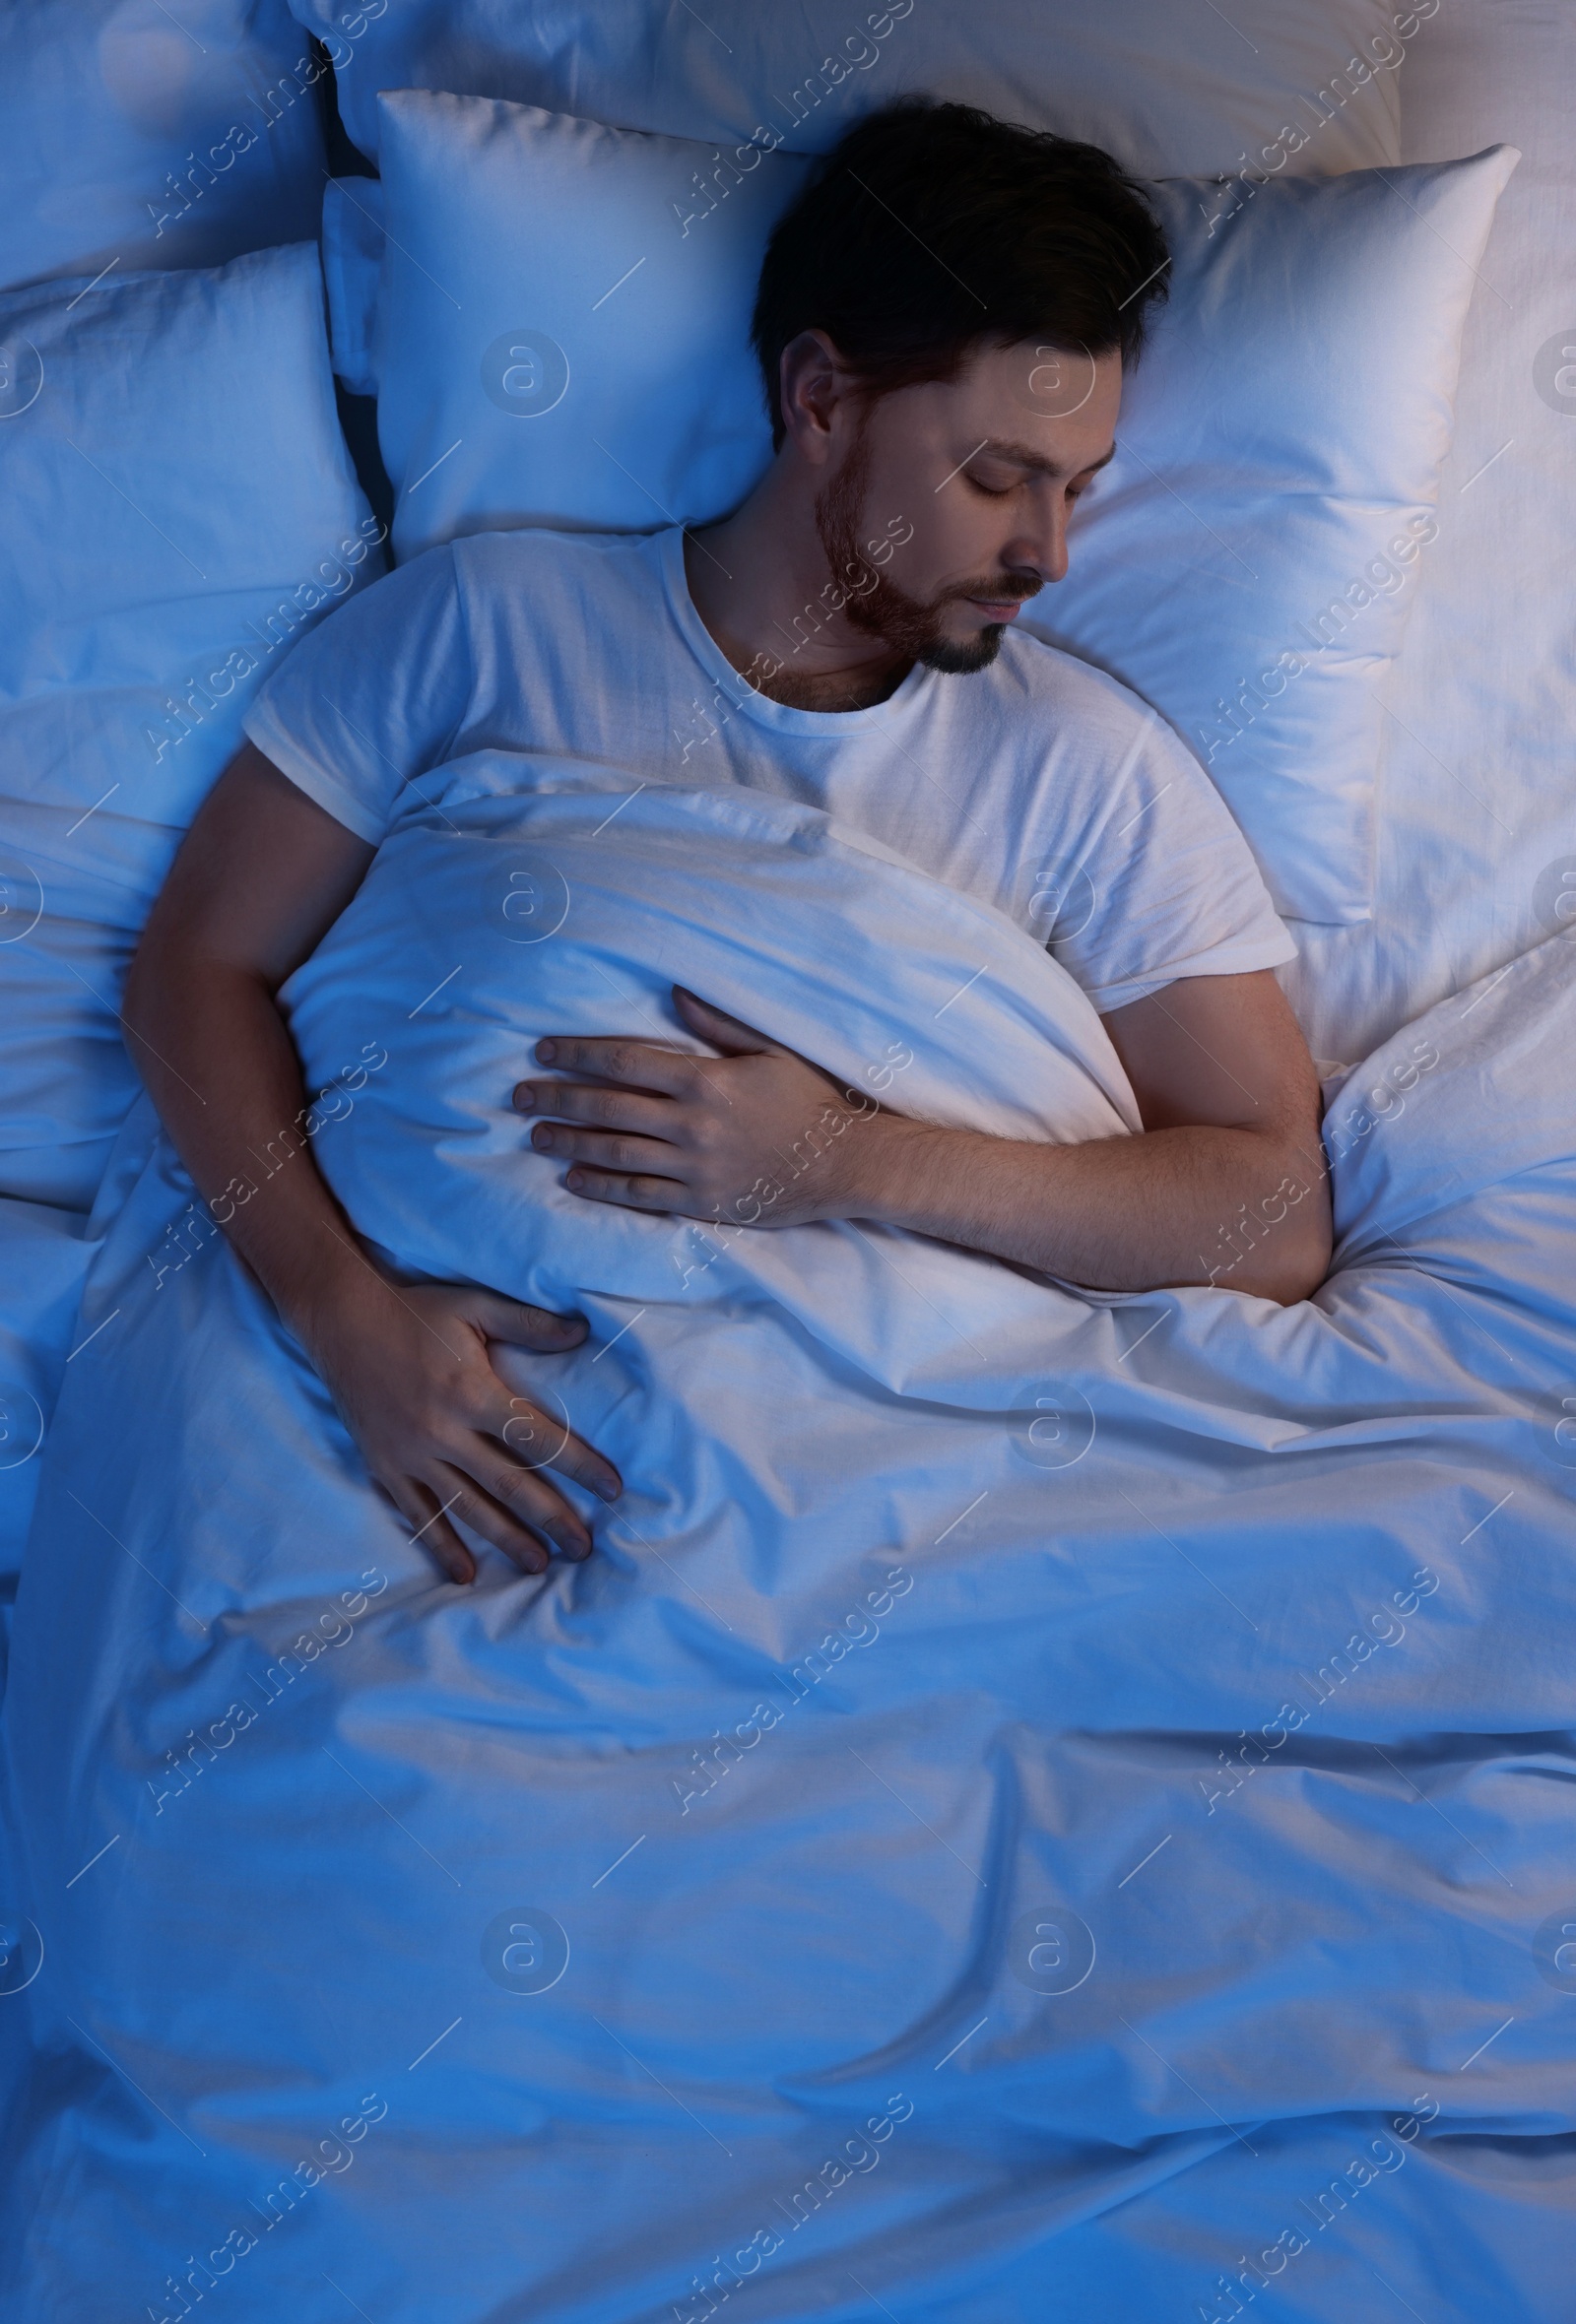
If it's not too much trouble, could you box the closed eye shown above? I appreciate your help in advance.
[1070,456,1115,498]
[967,467,1101,503]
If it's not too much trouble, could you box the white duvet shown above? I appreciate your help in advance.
[2,768,1574,2322]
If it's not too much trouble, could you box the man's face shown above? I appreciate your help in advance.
[814,340,1123,674]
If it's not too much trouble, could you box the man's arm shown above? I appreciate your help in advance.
[123,744,622,1583]
[514,972,1333,1305]
[846,972,1331,1299]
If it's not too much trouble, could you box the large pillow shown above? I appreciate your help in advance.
[358,98,817,552]
[1025,155,1516,927]
[0,245,383,1210]
[333,90,1514,927]
[289,0,1411,177]
[0,0,332,293]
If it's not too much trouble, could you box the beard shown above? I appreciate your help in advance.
[813,426,1042,675]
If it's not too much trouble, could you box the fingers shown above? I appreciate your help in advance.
[390,1440,607,1584]
[382,1406,619,1585]
[428,1456,591,1575]
[496,1393,622,1505]
[470,1291,589,1352]
[386,1477,477,1587]
[347,1283,625,1587]
[529,1123,687,1180]
[562,1166,688,1212]
[514,1079,678,1140]
[545,1419,623,1504]
[470,1452,600,1566]
[531,1036,697,1095]
[671,987,779,1055]
[468,1312,627,1515]
[465,1295,623,1495]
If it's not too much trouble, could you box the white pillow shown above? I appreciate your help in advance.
[345,91,1514,926]
[1022,155,1517,926]
[0,0,329,294]
[0,245,382,1210]
[289,0,1409,177]
[364,98,815,553]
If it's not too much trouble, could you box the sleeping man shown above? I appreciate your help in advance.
[125,99,1332,1586]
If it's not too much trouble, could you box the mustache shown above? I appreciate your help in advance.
[943,574,1043,608]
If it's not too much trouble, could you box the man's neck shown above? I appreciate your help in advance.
[684,466,912,714]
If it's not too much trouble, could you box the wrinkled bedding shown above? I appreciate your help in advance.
[2,770,1573,2321]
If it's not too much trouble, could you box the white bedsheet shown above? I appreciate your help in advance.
[0,1194,96,1671]
[3,777,1572,2321]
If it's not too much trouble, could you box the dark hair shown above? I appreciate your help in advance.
[752,99,1169,447]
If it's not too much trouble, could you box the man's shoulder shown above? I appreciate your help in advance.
[442,525,667,656]
[450,523,663,586]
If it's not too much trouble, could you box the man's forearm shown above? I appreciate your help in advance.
[121,956,374,1342]
[835,1112,1332,1302]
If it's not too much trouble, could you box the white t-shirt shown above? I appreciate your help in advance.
[244,525,1295,1015]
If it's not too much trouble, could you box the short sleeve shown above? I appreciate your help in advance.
[1040,703,1298,1014]
[241,545,471,845]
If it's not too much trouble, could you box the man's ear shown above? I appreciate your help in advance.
[777,330,851,468]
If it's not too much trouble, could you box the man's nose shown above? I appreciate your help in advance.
[1007,507,1069,587]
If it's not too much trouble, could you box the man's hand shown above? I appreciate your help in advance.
[517,971,1333,1304]
[513,989,872,1228]
[298,1268,622,1586]
[124,747,624,1587]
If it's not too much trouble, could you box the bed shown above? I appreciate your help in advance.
[1,4,1573,2318]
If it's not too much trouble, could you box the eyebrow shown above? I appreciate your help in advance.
[973,438,1119,481]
